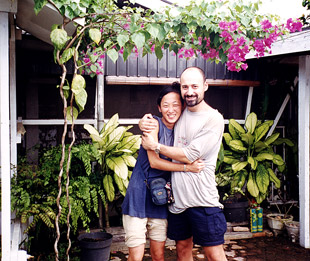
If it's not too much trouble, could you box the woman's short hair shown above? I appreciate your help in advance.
[157,82,182,106]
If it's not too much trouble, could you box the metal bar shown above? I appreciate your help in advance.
[105,76,260,87]
[267,77,298,137]
[245,86,254,118]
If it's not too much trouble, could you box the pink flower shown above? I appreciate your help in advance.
[151,44,155,52]
[261,20,272,31]
[123,23,130,30]
[119,47,124,55]
[219,21,228,30]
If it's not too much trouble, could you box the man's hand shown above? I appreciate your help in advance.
[139,114,157,133]
[187,159,205,173]
[142,132,158,151]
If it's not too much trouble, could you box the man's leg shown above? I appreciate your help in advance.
[203,244,227,261]
[176,237,194,261]
[187,207,227,260]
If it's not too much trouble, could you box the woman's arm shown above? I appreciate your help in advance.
[146,123,204,173]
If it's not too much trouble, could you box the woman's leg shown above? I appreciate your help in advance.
[123,215,148,261]
[149,240,165,261]
[128,244,145,261]
[147,218,168,261]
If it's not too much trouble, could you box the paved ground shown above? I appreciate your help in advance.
[110,235,310,260]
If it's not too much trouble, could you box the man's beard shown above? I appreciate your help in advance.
[184,95,203,107]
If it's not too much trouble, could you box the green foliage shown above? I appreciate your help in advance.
[83,113,141,206]
[9,142,114,237]
[216,112,294,204]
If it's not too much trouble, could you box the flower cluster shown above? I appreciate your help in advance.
[80,17,303,75]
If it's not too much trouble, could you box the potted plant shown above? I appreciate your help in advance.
[77,113,141,260]
[216,112,294,222]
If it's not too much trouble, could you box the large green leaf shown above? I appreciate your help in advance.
[107,49,119,63]
[254,122,271,142]
[106,127,127,151]
[84,124,100,137]
[272,154,285,166]
[245,112,257,134]
[228,140,247,152]
[113,173,126,197]
[265,132,280,145]
[131,32,145,50]
[255,153,273,162]
[231,170,247,189]
[66,106,78,123]
[59,48,74,64]
[223,133,232,145]
[255,164,269,194]
[273,138,294,147]
[50,29,68,50]
[247,172,259,198]
[228,122,239,140]
[116,135,141,153]
[268,168,281,188]
[106,156,128,180]
[223,156,239,164]
[146,23,160,39]
[89,28,101,44]
[256,192,267,204]
[121,155,137,167]
[240,132,254,146]
[117,33,129,47]
[72,75,86,95]
[229,119,245,136]
[254,141,268,152]
[248,156,257,170]
[101,114,119,135]
[232,161,248,172]
[103,175,115,202]
[75,88,87,112]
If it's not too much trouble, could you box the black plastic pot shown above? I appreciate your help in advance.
[223,200,249,222]
[78,231,113,261]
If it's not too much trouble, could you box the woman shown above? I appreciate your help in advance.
[122,83,204,261]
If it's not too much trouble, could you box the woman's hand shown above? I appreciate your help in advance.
[139,114,158,133]
[186,159,205,173]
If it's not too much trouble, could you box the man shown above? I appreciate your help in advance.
[140,67,227,261]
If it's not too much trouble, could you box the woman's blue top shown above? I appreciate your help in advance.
[121,116,174,219]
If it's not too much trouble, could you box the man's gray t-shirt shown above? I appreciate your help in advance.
[169,107,224,214]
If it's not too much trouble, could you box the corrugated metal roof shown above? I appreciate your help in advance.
[104,49,260,80]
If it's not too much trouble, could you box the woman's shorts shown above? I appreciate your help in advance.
[167,207,227,247]
[122,214,168,248]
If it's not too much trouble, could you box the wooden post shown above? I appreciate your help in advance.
[298,55,310,248]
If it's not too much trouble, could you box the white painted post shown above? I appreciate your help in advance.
[298,55,310,248]
[0,11,11,260]
[245,86,254,119]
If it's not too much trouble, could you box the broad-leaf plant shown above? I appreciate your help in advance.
[216,112,294,205]
[83,113,140,228]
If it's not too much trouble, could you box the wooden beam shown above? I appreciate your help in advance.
[298,55,310,249]
[105,76,260,87]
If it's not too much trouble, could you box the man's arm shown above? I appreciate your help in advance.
[142,132,191,163]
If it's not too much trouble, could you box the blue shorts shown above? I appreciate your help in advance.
[167,207,227,247]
